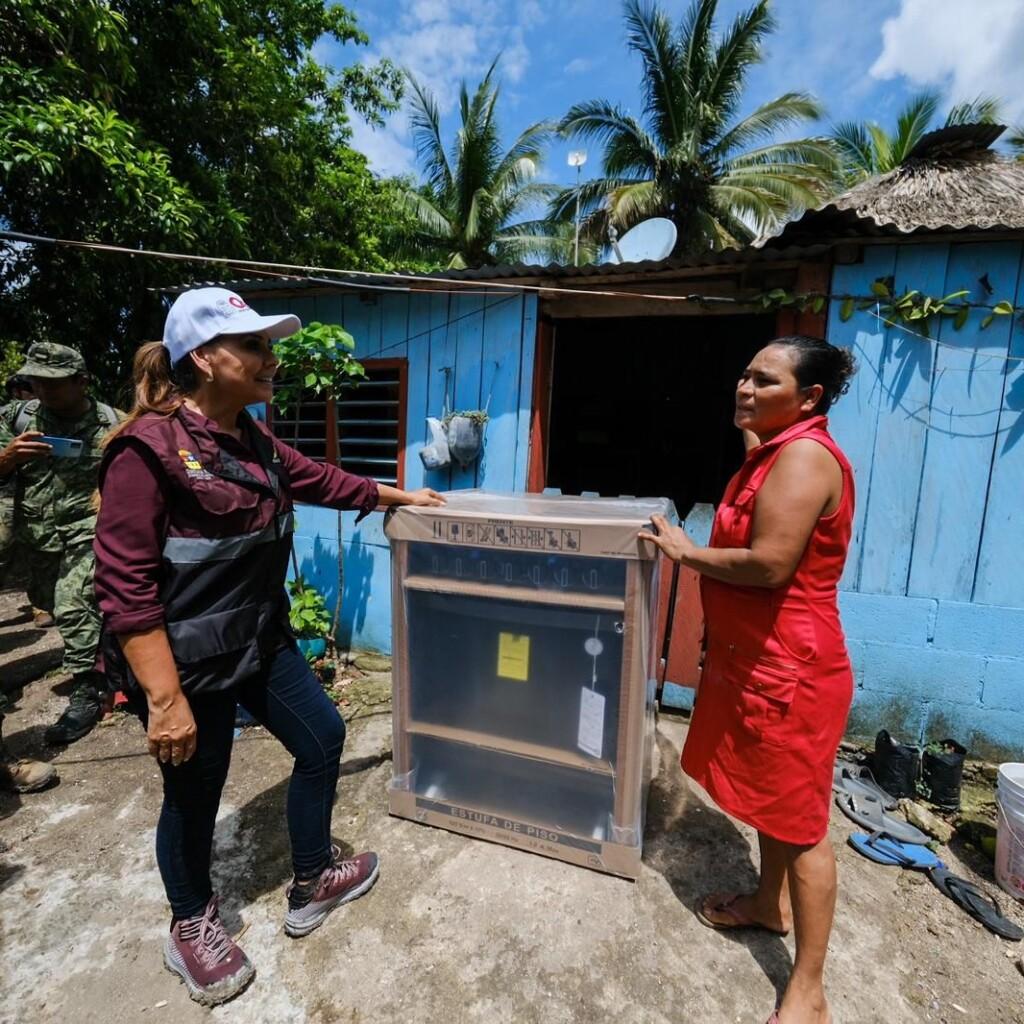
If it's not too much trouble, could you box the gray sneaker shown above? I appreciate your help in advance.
[164,896,254,1006]
[284,846,380,938]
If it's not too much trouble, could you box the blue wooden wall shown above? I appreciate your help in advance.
[251,240,1024,756]
[268,288,537,654]
[828,240,1024,757]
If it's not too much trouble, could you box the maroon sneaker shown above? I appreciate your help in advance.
[163,896,255,1005]
[284,846,380,937]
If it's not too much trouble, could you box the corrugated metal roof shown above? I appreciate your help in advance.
[159,243,831,295]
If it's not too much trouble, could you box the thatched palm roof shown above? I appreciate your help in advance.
[764,124,1024,246]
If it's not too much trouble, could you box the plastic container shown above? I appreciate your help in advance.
[995,762,1024,902]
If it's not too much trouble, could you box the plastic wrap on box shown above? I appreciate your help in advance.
[386,491,676,879]
[389,768,416,793]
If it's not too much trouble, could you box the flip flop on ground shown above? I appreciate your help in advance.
[927,867,1024,941]
[834,789,930,845]
[833,762,899,811]
[847,832,942,869]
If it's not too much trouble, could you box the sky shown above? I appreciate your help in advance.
[327,0,1024,186]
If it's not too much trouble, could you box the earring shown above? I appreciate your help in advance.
[206,373,214,383]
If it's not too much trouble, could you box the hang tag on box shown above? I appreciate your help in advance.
[578,687,605,759]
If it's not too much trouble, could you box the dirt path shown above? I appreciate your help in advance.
[2,669,1022,1024]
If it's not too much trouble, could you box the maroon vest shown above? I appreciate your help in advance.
[100,408,294,694]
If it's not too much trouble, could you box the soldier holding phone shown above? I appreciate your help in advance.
[0,342,124,747]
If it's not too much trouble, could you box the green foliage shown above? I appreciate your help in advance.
[831,92,1003,185]
[1008,127,1024,162]
[0,341,25,391]
[0,0,409,392]
[551,0,841,256]
[443,409,490,427]
[832,277,1018,335]
[287,576,332,639]
[395,59,584,268]
[272,320,366,411]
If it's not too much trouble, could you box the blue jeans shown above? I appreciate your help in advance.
[137,644,345,919]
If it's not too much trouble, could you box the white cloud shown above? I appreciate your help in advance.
[348,116,416,178]
[870,0,1024,121]
[564,57,592,76]
[347,1,548,177]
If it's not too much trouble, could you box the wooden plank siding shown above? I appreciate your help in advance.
[450,294,486,490]
[858,243,949,594]
[402,293,434,493]
[479,295,529,490]
[828,240,1024,609]
[907,242,1023,601]
[973,255,1024,605]
[825,245,898,589]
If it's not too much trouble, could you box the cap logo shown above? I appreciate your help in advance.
[213,296,248,318]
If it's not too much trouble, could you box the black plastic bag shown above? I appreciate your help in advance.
[873,729,920,799]
[923,738,967,810]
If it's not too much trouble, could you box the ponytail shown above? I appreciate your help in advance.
[103,342,198,446]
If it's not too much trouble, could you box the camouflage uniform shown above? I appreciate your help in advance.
[0,343,123,733]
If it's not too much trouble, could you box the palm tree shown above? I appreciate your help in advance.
[551,0,840,255]
[832,93,1002,184]
[397,60,577,269]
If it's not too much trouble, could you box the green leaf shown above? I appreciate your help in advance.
[839,298,854,321]
[304,372,316,387]
[811,296,825,314]
[953,306,969,331]
[981,314,995,330]
[870,279,890,298]
[941,290,970,302]
[993,300,1015,315]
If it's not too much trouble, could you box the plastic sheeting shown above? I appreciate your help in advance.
[386,491,675,878]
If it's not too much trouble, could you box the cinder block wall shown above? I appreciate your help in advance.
[840,575,1024,759]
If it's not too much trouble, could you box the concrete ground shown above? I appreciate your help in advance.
[1,614,1022,1024]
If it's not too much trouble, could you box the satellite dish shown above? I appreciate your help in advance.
[610,217,677,263]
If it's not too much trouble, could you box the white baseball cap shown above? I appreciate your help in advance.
[163,287,301,366]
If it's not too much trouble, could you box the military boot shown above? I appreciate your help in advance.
[0,723,58,793]
[45,673,103,745]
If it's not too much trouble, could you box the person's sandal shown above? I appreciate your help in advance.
[695,892,790,937]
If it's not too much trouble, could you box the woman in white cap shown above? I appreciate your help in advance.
[93,288,443,1005]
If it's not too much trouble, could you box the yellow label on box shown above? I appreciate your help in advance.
[497,633,530,681]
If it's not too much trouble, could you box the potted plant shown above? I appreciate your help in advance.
[443,409,488,468]
[287,576,332,660]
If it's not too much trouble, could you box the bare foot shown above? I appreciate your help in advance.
[776,979,830,1024]
[697,891,792,935]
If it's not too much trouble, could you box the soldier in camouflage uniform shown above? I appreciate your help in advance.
[0,342,124,747]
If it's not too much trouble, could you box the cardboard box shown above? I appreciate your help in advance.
[386,491,676,879]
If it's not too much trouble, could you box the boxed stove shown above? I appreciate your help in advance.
[384,491,677,879]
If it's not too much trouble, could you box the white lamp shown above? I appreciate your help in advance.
[567,150,588,266]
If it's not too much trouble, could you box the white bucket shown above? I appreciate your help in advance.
[995,762,1024,902]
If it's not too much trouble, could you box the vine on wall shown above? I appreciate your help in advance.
[753,277,1019,338]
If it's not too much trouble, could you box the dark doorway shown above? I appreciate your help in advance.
[545,314,776,517]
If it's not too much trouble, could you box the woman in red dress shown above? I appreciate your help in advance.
[641,335,856,1024]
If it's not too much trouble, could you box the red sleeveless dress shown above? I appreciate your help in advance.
[681,415,855,845]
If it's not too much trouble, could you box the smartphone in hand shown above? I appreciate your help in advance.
[39,435,84,458]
